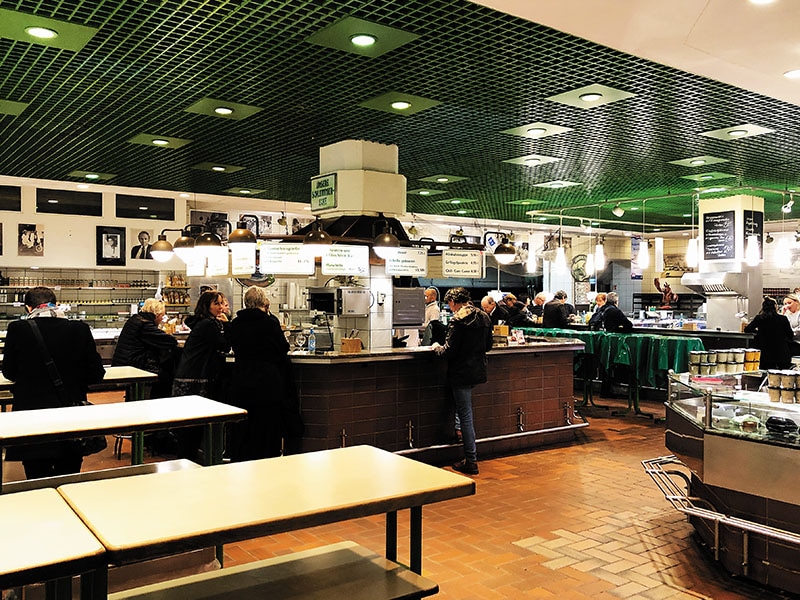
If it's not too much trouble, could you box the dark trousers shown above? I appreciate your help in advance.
[23,455,82,479]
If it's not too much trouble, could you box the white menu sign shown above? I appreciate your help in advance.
[321,244,369,275]
[385,248,428,276]
[259,243,315,275]
[442,249,484,278]
[206,246,229,276]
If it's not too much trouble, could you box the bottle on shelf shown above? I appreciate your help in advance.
[308,327,316,353]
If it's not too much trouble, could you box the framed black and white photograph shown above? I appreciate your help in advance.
[130,228,154,260]
[96,226,126,266]
[18,223,44,257]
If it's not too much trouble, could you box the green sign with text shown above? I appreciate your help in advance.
[310,173,337,211]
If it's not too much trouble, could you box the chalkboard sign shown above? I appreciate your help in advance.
[703,210,735,260]
[743,210,764,260]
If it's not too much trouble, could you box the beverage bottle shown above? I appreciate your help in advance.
[308,327,316,353]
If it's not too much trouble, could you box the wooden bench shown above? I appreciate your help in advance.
[108,541,439,600]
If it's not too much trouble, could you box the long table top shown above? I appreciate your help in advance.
[0,395,246,446]
[0,364,158,393]
[0,488,105,588]
[58,445,476,565]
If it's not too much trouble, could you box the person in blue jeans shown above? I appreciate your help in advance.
[432,287,493,475]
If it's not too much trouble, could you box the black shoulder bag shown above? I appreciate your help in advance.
[27,319,108,456]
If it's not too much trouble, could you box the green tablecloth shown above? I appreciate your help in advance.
[517,328,705,387]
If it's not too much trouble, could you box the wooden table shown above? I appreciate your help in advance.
[0,396,247,489]
[0,365,159,403]
[0,488,106,599]
[58,445,475,594]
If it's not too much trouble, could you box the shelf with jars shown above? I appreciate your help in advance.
[161,272,191,307]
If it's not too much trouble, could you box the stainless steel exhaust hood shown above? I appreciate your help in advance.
[680,272,750,296]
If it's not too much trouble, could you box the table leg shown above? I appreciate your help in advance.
[45,577,71,599]
[385,510,398,562]
[410,506,422,574]
[130,432,145,465]
[205,423,225,465]
[80,565,108,600]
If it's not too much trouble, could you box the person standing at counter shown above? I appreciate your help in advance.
[744,297,793,370]
[782,293,800,356]
[530,292,548,319]
[587,292,608,330]
[172,290,231,462]
[542,290,571,328]
[2,286,105,479]
[226,286,295,460]
[480,295,509,326]
[600,292,633,332]
[111,298,178,399]
[423,287,440,326]
[432,287,492,476]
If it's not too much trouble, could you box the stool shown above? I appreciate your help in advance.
[113,434,132,460]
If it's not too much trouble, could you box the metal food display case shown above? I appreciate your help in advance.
[644,371,800,594]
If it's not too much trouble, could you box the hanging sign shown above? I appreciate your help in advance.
[259,243,315,275]
[184,253,205,277]
[321,244,369,275]
[385,248,428,276]
[703,210,735,260]
[230,244,256,276]
[442,249,484,278]
[310,173,337,212]
[206,246,229,276]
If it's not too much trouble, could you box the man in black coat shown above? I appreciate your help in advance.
[601,292,633,332]
[542,290,571,328]
[480,295,509,326]
[433,287,492,475]
[2,287,105,478]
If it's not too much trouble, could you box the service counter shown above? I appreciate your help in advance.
[645,373,800,594]
[285,340,587,462]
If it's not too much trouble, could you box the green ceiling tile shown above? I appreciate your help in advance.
[0,99,30,116]
[185,98,263,121]
[0,8,97,52]
[306,16,418,57]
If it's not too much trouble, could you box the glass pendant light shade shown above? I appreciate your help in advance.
[745,234,760,266]
[594,242,605,271]
[493,237,516,265]
[373,229,400,259]
[554,246,568,273]
[686,237,699,268]
[637,238,650,269]
[172,234,196,263]
[585,251,595,276]
[150,234,174,262]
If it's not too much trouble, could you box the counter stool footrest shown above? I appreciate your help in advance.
[108,541,438,600]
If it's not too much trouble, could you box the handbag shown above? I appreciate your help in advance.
[27,319,108,457]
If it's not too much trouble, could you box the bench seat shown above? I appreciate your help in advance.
[109,541,438,600]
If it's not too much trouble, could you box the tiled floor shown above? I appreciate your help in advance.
[4,391,797,599]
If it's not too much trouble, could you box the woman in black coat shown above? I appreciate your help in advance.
[226,286,297,460]
[744,297,794,369]
[111,298,178,398]
[172,290,231,461]
[2,287,105,478]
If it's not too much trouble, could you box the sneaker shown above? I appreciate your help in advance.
[452,459,479,475]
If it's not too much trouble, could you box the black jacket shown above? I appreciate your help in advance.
[487,303,510,326]
[173,315,230,395]
[744,313,793,369]
[112,312,177,373]
[438,304,493,385]
[542,300,569,328]
[601,305,633,332]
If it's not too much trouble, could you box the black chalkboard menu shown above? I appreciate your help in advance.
[703,210,735,260]
[743,209,764,260]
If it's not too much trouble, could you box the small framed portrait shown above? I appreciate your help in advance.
[130,228,154,260]
[96,226,126,266]
[18,223,44,257]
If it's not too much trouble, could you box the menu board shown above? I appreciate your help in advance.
[442,249,484,278]
[703,210,735,260]
[321,244,369,276]
[385,248,428,276]
[259,243,315,275]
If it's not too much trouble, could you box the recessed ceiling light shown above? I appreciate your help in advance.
[690,159,706,165]
[457,209,467,215]
[25,26,58,39]
[239,189,252,194]
[579,93,603,102]
[214,106,234,115]
[629,206,639,211]
[391,100,411,110]
[85,173,100,180]
[419,190,431,195]
[436,177,449,183]
[139,206,148,210]
[537,217,547,221]
[682,213,692,217]
[450,199,461,204]
[211,166,226,172]
[700,124,773,141]
[151,139,170,146]
[547,84,635,109]
[525,157,541,164]
[727,129,748,137]
[527,127,547,135]
[350,33,376,47]
[700,174,714,180]
[47,199,58,204]
[784,69,800,80]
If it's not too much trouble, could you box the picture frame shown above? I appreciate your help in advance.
[96,226,126,266]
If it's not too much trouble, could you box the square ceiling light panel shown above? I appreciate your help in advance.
[435,197,477,205]
[360,92,441,116]
[445,208,477,215]
[419,174,467,184]
[502,154,562,167]
[306,16,418,58]
[546,84,636,109]
[223,187,264,195]
[185,98,263,121]
[407,188,447,196]
[681,171,736,182]
[533,180,582,189]
[668,155,729,168]
[700,123,775,141]
[501,122,573,139]
[128,134,192,149]
[191,162,244,173]
[67,170,116,181]
[506,199,546,206]
[0,99,29,117]
[0,8,97,52]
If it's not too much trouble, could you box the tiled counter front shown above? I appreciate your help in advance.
[290,343,585,460]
